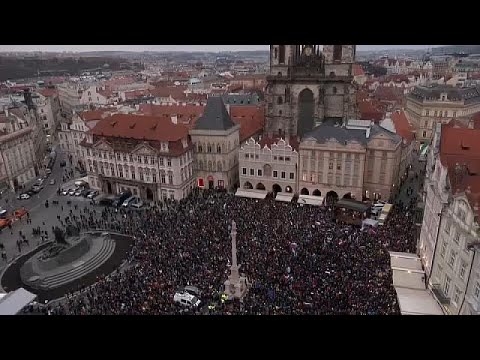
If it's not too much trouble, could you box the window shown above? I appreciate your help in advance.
[217,145,221,153]
[459,261,467,280]
[285,157,290,162]
[281,171,286,179]
[257,169,262,177]
[475,282,480,299]
[198,145,203,153]
[250,168,255,176]
[242,168,247,175]
[448,251,456,268]
[289,172,295,180]
[132,171,135,180]
[150,157,155,165]
[168,173,173,184]
[329,161,333,170]
[440,241,447,258]
[159,157,164,166]
[426,110,430,116]
[279,45,285,64]
[337,163,341,171]
[453,111,457,118]
[161,173,166,184]
[444,221,450,234]
[453,287,461,306]
[167,159,172,167]
[144,156,148,164]
[332,87,337,95]
[444,276,451,296]
[333,45,342,61]
[454,232,460,244]
[422,131,427,138]
[207,145,212,153]
[138,156,142,163]
[245,154,249,159]
[273,170,278,178]
[123,154,127,161]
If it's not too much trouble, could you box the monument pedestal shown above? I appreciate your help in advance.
[224,272,248,299]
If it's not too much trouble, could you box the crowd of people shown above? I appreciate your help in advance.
[45,187,422,315]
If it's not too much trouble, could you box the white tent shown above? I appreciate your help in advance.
[0,288,37,315]
[298,195,324,206]
[389,252,444,315]
[275,193,294,203]
[235,189,268,200]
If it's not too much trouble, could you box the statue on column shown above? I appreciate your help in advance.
[223,220,248,300]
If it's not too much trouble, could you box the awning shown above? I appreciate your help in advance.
[362,218,378,228]
[389,252,444,315]
[235,189,268,200]
[275,193,294,203]
[335,198,370,213]
[298,195,324,206]
[0,288,37,315]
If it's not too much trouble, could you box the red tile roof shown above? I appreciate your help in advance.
[137,103,205,127]
[38,88,58,97]
[373,86,403,102]
[358,100,385,121]
[353,64,365,77]
[230,105,265,142]
[440,126,480,217]
[391,110,415,144]
[150,86,187,99]
[89,114,189,142]
[79,110,110,122]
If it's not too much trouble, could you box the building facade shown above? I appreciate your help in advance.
[298,120,402,201]
[419,125,480,315]
[190,97,240,190]
[406,84,480,144]
[239,137,298,193]
[34,88,61,138]
[81,114,195,201]
[265,45,358,139]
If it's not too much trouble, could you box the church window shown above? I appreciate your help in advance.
[333,45,342,61]
[279,45,285,64]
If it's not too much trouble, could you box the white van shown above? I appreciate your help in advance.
[173,291,201,308]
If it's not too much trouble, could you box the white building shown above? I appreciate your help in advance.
[419,124,480,315]
[82,113,195,201]
[33,88,61,138]
[239,137,299,194]
[0,112,36,191]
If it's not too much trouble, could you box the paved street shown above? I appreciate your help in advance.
[0,148,90,274]
[393,155,426,208]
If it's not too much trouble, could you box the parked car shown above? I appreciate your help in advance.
[98,197,114,206]
[0,218,12,229]
[87,190,99,199]
[31,185,43,193]
[122,196,136,208]
[80,189,90,197]
[49,179,55,185]
[45,168,52,175]
[113,191,132,208]
[61,189,69,196]
[68,189,76,196]
[20,193,30,200]
[183,286,202,298]
[26,190,35,196]
[130,198,144,208]
[74,189,83,196]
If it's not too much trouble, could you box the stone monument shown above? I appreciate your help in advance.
[224,220,248,299]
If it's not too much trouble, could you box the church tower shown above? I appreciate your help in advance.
[265,45,358,139]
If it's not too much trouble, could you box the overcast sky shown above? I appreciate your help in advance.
[0,45,442,53]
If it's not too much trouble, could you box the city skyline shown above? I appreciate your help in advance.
[0,45,443,53]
